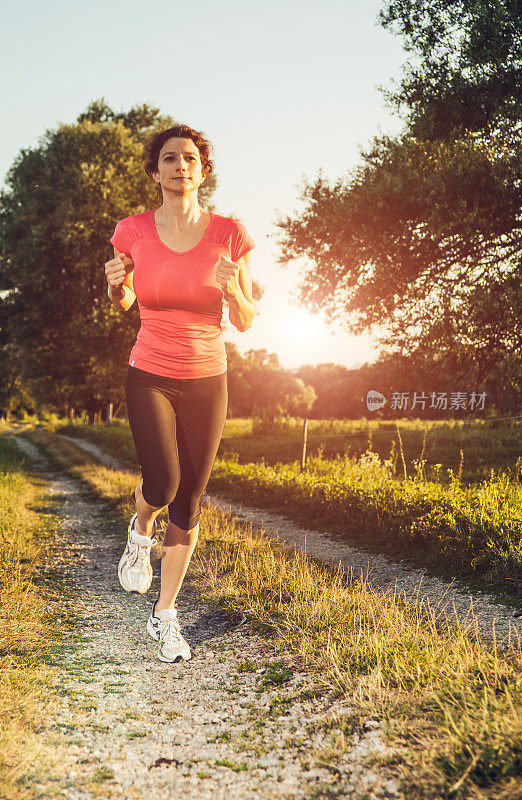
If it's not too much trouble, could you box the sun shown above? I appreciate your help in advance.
[227,292,380,370]
[288,308,323,342]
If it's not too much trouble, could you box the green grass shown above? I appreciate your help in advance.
[214,758,249,772]
[30,413,522,485]
[91,766,114,783]
[238,416,522,487]
[209,447,522,600]
[0,433,72,799]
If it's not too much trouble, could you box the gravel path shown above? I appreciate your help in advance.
[57,433,522,653]
[9,432,403,800]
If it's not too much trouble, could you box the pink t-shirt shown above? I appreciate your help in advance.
[110,209,255,379]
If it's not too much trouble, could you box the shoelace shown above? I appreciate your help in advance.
[128,527,156,568]
[131,544,151,569]
[160,617,184,644]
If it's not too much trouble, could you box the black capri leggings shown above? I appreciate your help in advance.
[125,365,228,542]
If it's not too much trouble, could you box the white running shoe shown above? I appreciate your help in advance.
[117,513,157,594]
[146,601,191,662]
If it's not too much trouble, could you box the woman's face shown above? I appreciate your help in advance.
[152,137,205,196]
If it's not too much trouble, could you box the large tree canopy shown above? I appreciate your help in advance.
[378,0,522,139]
[274,0,521,388]
[0,100,221,413]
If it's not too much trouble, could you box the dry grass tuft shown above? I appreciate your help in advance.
[0,434,68,799]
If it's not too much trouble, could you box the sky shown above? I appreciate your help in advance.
[1,0,408,371]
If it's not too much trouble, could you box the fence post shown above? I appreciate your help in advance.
[301,418,308,472]
[106,402,113,425]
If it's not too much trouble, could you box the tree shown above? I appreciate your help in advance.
[296,363,359,418]
[0,100,218,415]
[225,346,316,422]
[274,1,521,389]
[378,0,522,140]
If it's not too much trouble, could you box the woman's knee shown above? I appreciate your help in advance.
[141,467,179,509]
[167,492,203,530]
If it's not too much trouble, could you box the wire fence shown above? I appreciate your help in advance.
[251,414,522,472]
[295,413,522,441]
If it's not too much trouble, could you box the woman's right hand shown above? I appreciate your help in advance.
[105,253,134,295]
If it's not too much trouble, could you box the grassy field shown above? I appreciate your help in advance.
[33,414,522,609]
[29,413,522,485]
[225,417,522,487]
[0,433,72,799]
[17,424,522,800]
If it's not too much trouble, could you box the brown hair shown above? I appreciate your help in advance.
[143,124,215,180]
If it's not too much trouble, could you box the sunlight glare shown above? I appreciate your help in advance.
[288,309,321,342]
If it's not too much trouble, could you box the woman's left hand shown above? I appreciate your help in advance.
[216,256,241,300]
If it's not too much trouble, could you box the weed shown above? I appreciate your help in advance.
[237,659,257,672]
[165,710,183,720]
[208,730,232,743]
[122,710,142,720]
[260,660,294,687]
[91,766,114,783]
[214,758,248,772]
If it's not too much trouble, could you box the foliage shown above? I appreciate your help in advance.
[226,345,317,420]
[378,0,522,139]
[209,446,522,594]
[274,0,522,383]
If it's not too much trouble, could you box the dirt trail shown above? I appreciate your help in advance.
[58,432,522,653]
[9,431,402,800]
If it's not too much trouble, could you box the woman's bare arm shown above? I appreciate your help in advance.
[222,251,257,332]
[106,246,136,311]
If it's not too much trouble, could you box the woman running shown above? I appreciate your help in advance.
[104,124,256,663]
